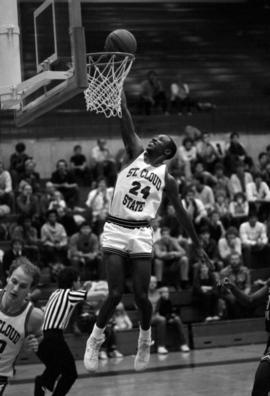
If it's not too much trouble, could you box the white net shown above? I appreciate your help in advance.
[84,52,135,118]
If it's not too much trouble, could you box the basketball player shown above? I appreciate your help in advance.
[0,256,43,395]
[222,278,270,396]
[84,91,211,373]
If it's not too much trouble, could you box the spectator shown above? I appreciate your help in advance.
[151,216,162,243]
[156,286,190,352]
[48,190,67,215]
[213,162,231,199]
[11,215,40,265]
[9,142,30,187]
[196,132,220,173]
[68,222,103,281]
[113,302,133,331]
[229,192,249,228]
[246,172,270,221]
[229,161,253,198]
[148,276,168,354]
[214,191,231,228]
[16,183,39,219]
[207,209,225,244]
[176,137,197,179]
[1,238,27,284]
[90,139,117,187]
[51,159,79,208]
[262,161,270,188]
[194,175,215,214]
[196,226,219,270]
[153,227,190,290]
[224,132,248,175]
[85,178,114,235]
[256,152,269,174]
[181,184,207,230]
[219,252,252,319]
[19,158,41,194]
[193,261,220,321]
[240,212,269,268]
[218,226,242,267]
[40,209,68,266]
[192,160,216,186]
[70,144,93,187]
[139,70,168,115]
[0,160,13,216]
[160,204,183,239]
[39,181,56,220]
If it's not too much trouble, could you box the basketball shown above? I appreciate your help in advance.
[104,29,137,54]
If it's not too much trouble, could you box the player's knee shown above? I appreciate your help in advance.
[108,289,123,305]
[134,292,149,307]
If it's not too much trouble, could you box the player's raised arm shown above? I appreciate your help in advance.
[165,171,213,270]
[120,91,144,161]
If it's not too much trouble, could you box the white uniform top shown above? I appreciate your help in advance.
[0,291,32,377]
[109,152,166,222]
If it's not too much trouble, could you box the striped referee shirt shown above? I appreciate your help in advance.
[42,289,86,331]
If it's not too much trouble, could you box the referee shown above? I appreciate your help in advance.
[34,267,107,396]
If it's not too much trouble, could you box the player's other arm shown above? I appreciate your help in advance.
[223,279,268,306]
[120,91,144,161]
[25,307,44,352]
[165,172,213,269]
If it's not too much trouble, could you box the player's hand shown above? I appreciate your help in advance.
[195,247,214,271]
[24,334,39,353]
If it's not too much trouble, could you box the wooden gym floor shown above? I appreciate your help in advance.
[6,344,263,396]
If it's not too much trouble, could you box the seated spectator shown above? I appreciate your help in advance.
[194,175,215,214]
[176,137,197,179]
[57,206,79,237]
[213,162,231,199]
[70,144,93,187]
[11,215,40,265]
[246,172,270,221]
[16,183,39,219]
[85,178,114,235]
[90,139,117,187]
[196,132,220,173]
[153,227,190,290]
[0,160,13,216]
[19,158,41,194]
[261,161,270,188]
[169,80,215,116]
[214,191,231,228]
[156,286,190,352]
[139,70,168,115]
[256,152,269,174]
[48,190,67,214]
[229,161,253,198]
[181,184,207,231]
[218,227,242,267]
[40,209,68,266]
[9,142,30,187]
[68,222,103,281]
[240,212,269,268]
[224,132,249,175]
[1,238,27,284]
[229,192,249,228]
[39,181,56,220]
[192,160,216,187]
[160,204,183,239]
[51,159,79,208]
[207,210,225,244]
[151,216,162,243]
[113,302,133,331]
[219,252,252,319]
[193,261,220,321]
[195,226,219,271]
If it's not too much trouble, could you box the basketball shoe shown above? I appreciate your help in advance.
[84,334,105,372]
[134,336,152,371]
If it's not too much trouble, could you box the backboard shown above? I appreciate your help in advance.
[0,0,88,127]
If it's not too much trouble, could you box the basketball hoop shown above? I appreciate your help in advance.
[84,52,135,118]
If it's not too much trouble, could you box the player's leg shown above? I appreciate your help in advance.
[132,257,153,371]
[252,359,270,396]
[0,377,8,396]
[84,253,126,372]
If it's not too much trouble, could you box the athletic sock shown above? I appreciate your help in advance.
[139,326,151,341]
[91,324,105,339]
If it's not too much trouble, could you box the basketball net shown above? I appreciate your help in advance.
[84,52,135,118]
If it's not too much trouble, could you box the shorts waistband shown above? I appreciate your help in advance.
[107,215,150,229]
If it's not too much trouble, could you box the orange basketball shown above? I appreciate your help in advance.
[104,29,137,54]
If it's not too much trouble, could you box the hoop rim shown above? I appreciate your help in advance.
[86,51,135,66]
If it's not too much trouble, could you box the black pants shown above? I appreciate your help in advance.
[0,376,8,395]
[37,330,77,396]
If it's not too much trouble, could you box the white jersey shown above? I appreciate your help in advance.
[0,291,32,377]
[109,152,166,222]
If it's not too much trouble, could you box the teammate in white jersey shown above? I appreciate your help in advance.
[0,257,43,395]
[84,92,211,373]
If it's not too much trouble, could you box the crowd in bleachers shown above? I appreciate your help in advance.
[1,125,270,350]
